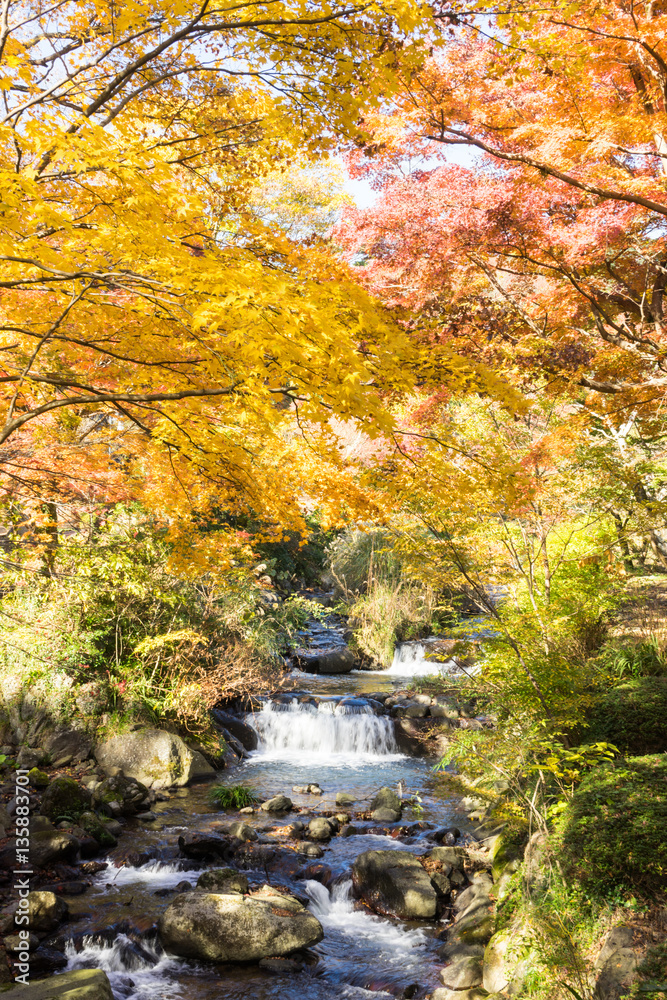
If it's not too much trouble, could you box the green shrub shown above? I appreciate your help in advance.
[210,784,259,809]
[345,580,442,665]
[600,636,667,679]
[583,677,667,755]
[326,528,403,595]
[557,754,667,901]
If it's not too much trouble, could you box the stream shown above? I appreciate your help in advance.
[60,621,475,1000]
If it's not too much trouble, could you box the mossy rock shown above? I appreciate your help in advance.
[40,776,91,823]
[557,754,667,901]
[583,677,667,755]
[491,832,524,882]
[78,811,117,847]
[28,768,50,788]
[196,868,249,893]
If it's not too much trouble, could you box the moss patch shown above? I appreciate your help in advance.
[557,754,667,902]
[583,677,667,755]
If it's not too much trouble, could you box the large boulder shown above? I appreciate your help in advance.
[95,729,215,789]
[40,777,91,823]
[370,787,402,823]
[1,969,113,999]
[158,885,323,961]
[352,850,437,919]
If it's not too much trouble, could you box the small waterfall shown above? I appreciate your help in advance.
[305,879,430,992]
[249,700,398,757]
[66,933,184,999]
[386,641,456,677]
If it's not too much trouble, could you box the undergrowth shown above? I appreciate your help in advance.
[210,784,259,809]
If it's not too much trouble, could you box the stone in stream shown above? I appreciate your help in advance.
[196,868,249,893]
[370,786,402,823]
[0,969,113,999]
[439,956,484,990]
[294,646,355,674]
[297,842,325,858]
[211,710,259,751]
[226,821,258,842]
[95,729,215,789]
[92,773,151,816]
[307,817,335,841]
[29,830,80,868]
[336,791,355,806]
[26,890,68,932]
[259,794,293,813]
[178,831,230,860]
[352,850,437,919]
[158,885,324,961]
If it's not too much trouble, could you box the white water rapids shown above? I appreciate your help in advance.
[249,700,399,759]
[305,879,430,991]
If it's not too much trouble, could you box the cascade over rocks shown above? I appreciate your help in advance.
[158,885,324,961]
[352,850,437,919]
[96,729,215,789]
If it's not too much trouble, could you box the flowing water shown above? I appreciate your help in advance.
[62,628,473,1000]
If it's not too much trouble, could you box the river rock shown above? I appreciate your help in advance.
[227,822,258,842]
[44,727,93,766]
[431,990,487,1000]
[211,710,258,751]
[27,891,68,932]
[0,969,113,999]
[439,954,484,989]
[17,747,48,769]
[297,843,324,858]
[40,776,91,823]
[158,886,323,961]
[96,729,215,788]
[178,832,230,860]
[78,811,117,847]
[431,873,452,897]
[92,773,150,816]
[295,647,355,674]
[30,830,80,867]
[352,850,437,919]
[370,787,402,823]
[259,794,293,813]
[196,868,249,893]
[336,792,355,806]
[307,817,335,841]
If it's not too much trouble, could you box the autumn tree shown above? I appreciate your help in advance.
[0,0,454,551]
[340,0,667,406]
